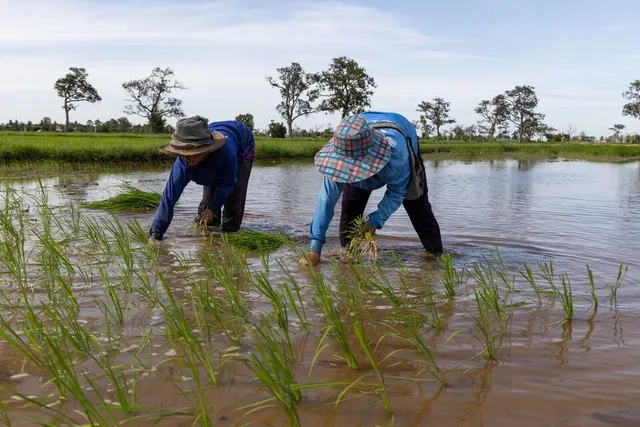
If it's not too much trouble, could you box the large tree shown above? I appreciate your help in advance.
[475,94,509,141]
[54,67,101,132]
[610,124,626,143]
[622,80,640,120]
[235,113,255,132]
[122,67,186,133]
[416,97,456,140]
[266,62,318,137]
[504,85,542,142]
[316,56,376,119]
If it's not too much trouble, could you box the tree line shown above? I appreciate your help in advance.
[2,58,640,143]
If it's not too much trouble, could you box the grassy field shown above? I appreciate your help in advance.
[1,131,640,163]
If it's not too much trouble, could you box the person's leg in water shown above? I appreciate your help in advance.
[339,184,373,247]
[221,144,255,232]
[402,155,443,255]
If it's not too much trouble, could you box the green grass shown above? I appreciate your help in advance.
[2,131,640,163]
[81,182,161,211]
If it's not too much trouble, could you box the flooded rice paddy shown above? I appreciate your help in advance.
[0,157,639,426]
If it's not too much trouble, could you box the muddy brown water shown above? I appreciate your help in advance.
[1,157,640,426]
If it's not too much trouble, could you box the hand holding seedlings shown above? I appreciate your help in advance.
[298,251,321,266]
[196,208,216,230]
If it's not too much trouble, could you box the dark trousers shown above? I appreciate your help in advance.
[197,158,253,232]
[339,173,443,255]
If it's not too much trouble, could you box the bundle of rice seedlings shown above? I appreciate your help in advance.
[223,229,290,254]
[343,216,379,261]
[82,182,161,211]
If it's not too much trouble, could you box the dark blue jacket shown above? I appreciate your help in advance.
[149,121,254,240]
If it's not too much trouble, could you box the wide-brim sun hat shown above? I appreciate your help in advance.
[314,114,395,183]
[159,115,226,157]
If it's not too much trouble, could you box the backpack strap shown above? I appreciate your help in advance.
[368,121,417,157]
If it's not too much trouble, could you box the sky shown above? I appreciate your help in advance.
[1,0,639,136]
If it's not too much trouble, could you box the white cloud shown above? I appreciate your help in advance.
[0,0,638,136]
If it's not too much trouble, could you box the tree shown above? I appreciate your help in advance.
[235,113,255,132]
[416,98,456,140]
[122,67,186,133]
[54,67,101,132]
[504,85,543,142]
[475,95,509,141]
[267,121,287,138]
[622,80,640,119]
[316,56,376,119]
[266,62,318,137]
[610,124,626,143]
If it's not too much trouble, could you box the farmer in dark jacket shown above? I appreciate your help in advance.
[148,115,255,243]
[299,112,442,266]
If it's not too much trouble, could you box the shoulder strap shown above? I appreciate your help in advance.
[368,121,416,156]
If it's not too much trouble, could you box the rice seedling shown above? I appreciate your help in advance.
[586,265,598,310]
[438,252,461,297]
[222,228,290,254]
[352,321,392,415]
[240,315,303,427]
[253,269,295,361]
[520,264,543,306]
[608,264,628,308]
[311,271,359,370]
[276,258,310,333]
[468,261,508,333]
[551,272,574,322]
[82,182,161,211]
[343,216,380,261]
[470,288,499,361]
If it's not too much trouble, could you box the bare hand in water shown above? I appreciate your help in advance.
[298,251,320,266]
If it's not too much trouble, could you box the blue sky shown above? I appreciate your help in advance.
[1,0,639,136]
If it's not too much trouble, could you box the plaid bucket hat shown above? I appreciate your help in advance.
[314,115,395,183]
[159,115,226,156]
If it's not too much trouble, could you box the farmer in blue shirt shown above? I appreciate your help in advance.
[299,112,442,266]
[148,115,255,243]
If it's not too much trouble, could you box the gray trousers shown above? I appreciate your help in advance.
[197,158,253,232]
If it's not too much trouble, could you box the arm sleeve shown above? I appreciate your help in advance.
[308,177,344,254]
[366,165,409,230]
[149,159,190,239]
[206,159,238,212]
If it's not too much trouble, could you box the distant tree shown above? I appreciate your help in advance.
[566,124,579,141]
[315,56,376,119]
[622,80,640,120]
[266,62,318,137]
[54,67,101,132]
[475,94,509,141]
[40,117,53,132]
[122,67,186,133]
[610,124,626,143]
[234,113,255,132]
[418,117,432,139]
[416,98,456,140]
[504,85,543,142]
[267,120,287,138]
[451,125,465,141]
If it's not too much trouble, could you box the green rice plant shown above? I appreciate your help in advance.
[396,314,447,385]
[343,216,379,261]
[438,252,461,297]
[586,265,598,310]
[470,288,498,361]
[276,258,310,333]
[223,228,290,254]
[608,264,628,307]
[352,321,392,415]
[538,261,559,295]
[468,261,508,333]
[253,269,294,361]
[311,271,359,369]
[240,315,303,427]
[82,182,161,211]
[520,263,543,306]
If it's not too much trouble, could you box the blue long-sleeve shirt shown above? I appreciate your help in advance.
[308,111,419,254]
[149,121,254,240]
